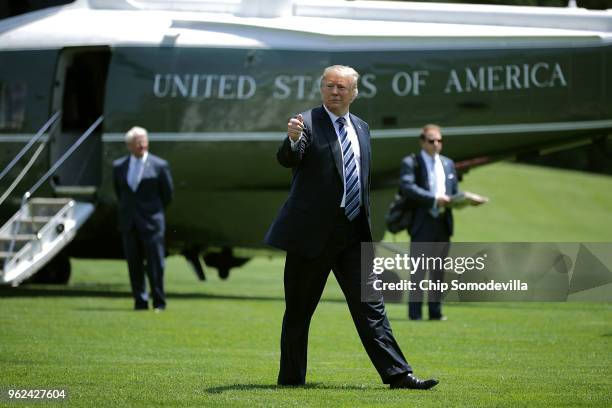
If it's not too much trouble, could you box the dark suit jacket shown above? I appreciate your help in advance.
[265,105,372,258]
[113,153,173,235]
[399,152,458,238]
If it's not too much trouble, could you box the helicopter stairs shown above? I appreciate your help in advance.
[0,113,103,286]
[0,198,94,286]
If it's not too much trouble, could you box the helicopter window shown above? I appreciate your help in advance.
[0,81,26,131]
[382,116,398,126]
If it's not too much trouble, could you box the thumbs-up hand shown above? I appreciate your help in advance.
[287,114,304,142]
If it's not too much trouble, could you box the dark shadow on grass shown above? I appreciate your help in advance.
[0,286,348,304]
[388,317,450,323]
[206,383,375,394]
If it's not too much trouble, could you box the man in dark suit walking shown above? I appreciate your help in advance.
[265,65,438,390]
[113,126,173,311]
[400,125,457,321]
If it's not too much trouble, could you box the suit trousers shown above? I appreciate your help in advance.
[409,214,450,320]
[278,209,412,385]
[121,228,166,310]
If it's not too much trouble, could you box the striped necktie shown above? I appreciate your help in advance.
[337,117,360,221]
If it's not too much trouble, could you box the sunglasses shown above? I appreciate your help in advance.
[426,138,443,145]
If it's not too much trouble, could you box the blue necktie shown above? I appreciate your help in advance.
[128,159,141,192]
[337,117,360,221]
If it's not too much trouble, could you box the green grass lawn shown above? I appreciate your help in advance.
[1,162,611,407]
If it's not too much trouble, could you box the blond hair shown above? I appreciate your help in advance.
[320,65,360,96]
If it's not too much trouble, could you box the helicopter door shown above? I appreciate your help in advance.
[50,47,110,196]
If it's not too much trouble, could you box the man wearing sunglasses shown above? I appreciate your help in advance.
[400,124,457,321]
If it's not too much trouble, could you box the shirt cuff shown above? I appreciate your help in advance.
[433,194,443,209]
[289,134,303,151]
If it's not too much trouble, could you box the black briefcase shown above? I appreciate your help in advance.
[385,193,414,234]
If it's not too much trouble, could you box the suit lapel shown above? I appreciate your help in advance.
[417,153,430,190]
[442,157,454,193]
[136,156,154,192]
[121,156,130,186]
[350,114,369,194]
[315,106,343,180]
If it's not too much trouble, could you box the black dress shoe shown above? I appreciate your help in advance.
[390,373,439,390]
[429,315,447,321]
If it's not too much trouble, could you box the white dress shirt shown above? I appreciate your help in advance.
[420,150,446,214]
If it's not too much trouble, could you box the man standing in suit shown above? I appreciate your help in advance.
[400,124,485,320]
[265,65,438,390]
[113,126,173,311]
